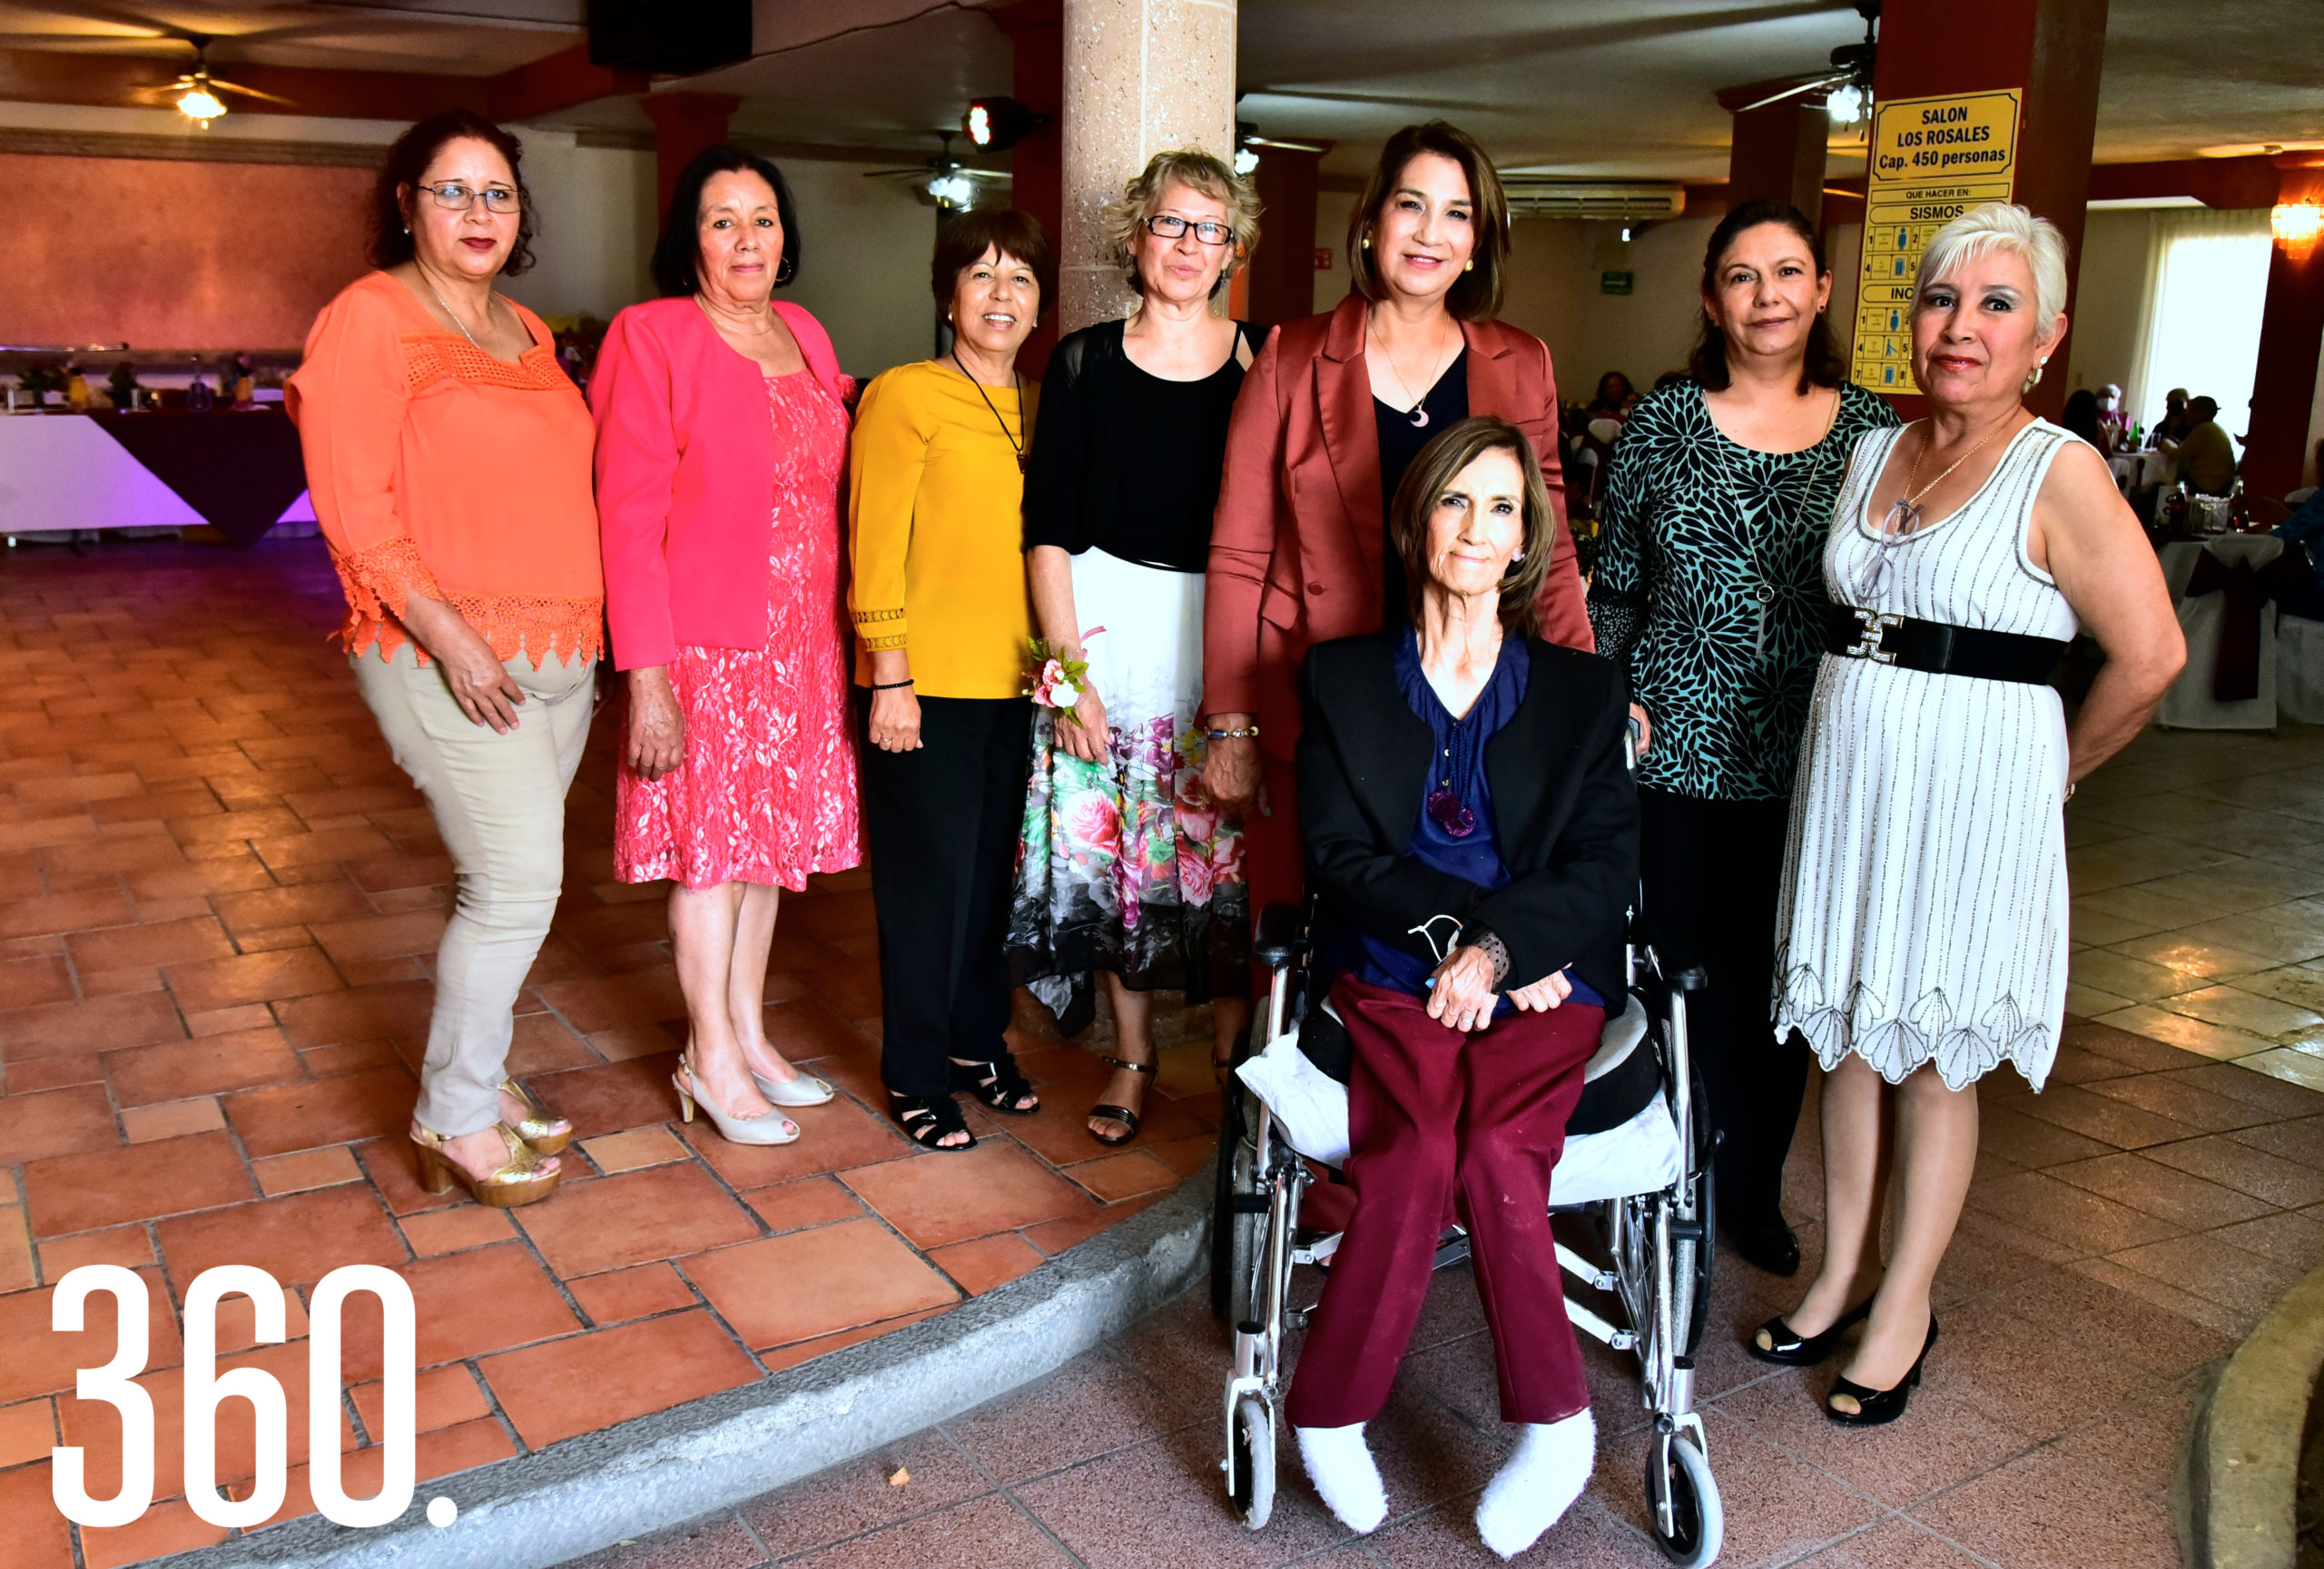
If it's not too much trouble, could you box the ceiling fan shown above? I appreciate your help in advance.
[1738,0,1879,125]
[862,133,1009,211]
[137,33,297,123]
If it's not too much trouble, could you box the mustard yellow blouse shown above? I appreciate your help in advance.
[848,360,1038,700]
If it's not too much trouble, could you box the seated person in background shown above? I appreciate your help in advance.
[2166,395,2238,496]
[1285,415,1636,1559]
[1587,370,1634,420]
[2096,381,2130,450]
[2152,386,2192,447]
[2061,389,2110,455]
[2277,439,2324,618]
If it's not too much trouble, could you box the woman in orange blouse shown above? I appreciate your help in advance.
[288,111,602,1210]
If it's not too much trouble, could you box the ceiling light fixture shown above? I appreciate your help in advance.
[1826,83,1866,126]
[1235,146,1259,176]
[2273,200,2323,250]
[176,83,226,123]
[962,96,1048,153]
[929,173,977,209]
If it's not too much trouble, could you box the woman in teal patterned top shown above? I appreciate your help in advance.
[1588,199,1899,1278]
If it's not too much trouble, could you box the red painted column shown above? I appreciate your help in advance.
[1858,0,2107,420]
[2242,158,2324,498]
[991,0,1063,378]
[1724,94,1827,228]
[1246,143,1325,332]
[642,93,741,229]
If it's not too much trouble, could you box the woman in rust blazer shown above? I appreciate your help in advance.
[1202,121,1592,918]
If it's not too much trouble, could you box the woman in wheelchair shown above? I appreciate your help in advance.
[1288,415,1638,1556]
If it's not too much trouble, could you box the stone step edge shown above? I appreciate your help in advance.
[159,1168,1215,1569]
[2181,1257,2324,1569]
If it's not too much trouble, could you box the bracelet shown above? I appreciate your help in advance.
[872,678,914,691]
[1205,725,1260,741]
[2063,780,2076,803]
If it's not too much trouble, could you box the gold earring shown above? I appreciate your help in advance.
[2022,364,2043,394]
[1462,260,1473,271]
[1360,235,1371,251]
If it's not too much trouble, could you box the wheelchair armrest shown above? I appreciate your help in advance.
[1255,903,1304,970]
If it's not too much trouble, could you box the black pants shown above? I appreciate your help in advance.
[854,691,1031,1099]
[1638,785,1805,1230]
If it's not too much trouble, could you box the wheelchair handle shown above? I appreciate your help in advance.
[1254,902,1304,970]
[1674,965,1710,992]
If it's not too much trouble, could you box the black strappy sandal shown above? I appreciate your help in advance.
[1087,1055,1157,1147]
[950,1056,1039,1116]
[888,1091,977,1151]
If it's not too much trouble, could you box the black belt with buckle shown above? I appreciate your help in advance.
[1824,604,2068,685]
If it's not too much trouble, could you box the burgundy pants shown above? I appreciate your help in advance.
[1285,976,1601,1428]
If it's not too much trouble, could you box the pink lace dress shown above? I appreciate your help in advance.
[614,371,862,890]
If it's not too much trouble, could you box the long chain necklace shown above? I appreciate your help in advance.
[1706,386,1841,661]
[422,273,493,350]
[950,351,1027,472]
[1368,310,1460,428]
[1852,413,2021,601]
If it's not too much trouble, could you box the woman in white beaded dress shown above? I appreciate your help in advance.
[1753,204,2182,1425]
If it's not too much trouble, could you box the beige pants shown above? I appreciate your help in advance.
[351,643,596,1136]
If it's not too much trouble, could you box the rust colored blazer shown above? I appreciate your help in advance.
[1202,292,1592,764]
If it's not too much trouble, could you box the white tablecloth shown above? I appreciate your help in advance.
[2159,536,2284,730]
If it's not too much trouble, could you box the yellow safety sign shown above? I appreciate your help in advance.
[1851,88,2022,394]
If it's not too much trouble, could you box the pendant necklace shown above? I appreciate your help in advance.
[1853,413,2017,601]
[1708,386,1841,662]
[1369,312,1458,428]
[423,273,493,351]
[951,351,1028,473]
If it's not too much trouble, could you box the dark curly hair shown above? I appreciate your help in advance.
[368,110,535,277]
[651,144,803,298]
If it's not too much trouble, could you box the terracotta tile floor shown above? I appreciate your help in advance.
[0,538,1219,1568]
[567,726,2324,1566]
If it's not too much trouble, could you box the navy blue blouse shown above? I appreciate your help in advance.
[1345,627,1603,1015]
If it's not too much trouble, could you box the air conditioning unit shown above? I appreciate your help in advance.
[1500,179,1688,222]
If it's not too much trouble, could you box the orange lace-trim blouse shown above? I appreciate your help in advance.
[288,271,605,666]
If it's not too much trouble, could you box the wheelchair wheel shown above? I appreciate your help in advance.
[1644,1426,1722,1567]
[1210,1082,1263,1321]
[1226,1391,1276,1529]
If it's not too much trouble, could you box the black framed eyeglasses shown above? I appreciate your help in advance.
[1142,213,1233,246]
[419,182,520,214]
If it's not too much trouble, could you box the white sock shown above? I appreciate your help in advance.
[1475,1409,1596,1560]
[1295,1422,1387,1534]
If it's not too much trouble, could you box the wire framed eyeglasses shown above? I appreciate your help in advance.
[418,182,520,214]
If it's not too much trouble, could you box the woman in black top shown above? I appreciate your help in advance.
[1009,150,1261,1147]
[1587,200,1898,1277]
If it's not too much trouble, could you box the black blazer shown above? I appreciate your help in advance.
[1296,628,1638,1004]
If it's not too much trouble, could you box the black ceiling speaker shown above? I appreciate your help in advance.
[587,0,753,75]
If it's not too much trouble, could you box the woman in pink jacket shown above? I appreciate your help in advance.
[591,145,860,1147]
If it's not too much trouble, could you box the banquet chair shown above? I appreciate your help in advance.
[2280,613,2324,724]
[2158,534,2287,731]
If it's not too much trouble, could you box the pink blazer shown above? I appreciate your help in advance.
[591,296,852,670]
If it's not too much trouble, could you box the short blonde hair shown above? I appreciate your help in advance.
[1915,202,2070,329]
[1101,150,1261,297]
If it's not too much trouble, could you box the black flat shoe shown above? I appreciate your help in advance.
[1826,1315,1939,1426]
[1748,1297,1873,1367]
[1725,1211,1801,1277]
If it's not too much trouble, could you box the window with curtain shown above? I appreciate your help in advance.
[2130,208,2273,442]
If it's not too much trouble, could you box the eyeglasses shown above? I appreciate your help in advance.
[418,182,520,214]
[1142,213,1233,246]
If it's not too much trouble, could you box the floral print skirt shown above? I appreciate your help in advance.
[1009,549,1249,1005]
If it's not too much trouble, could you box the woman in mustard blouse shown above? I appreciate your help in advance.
[851,209,1052,1151]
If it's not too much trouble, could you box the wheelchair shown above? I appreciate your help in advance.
[1210,900,1724,1565]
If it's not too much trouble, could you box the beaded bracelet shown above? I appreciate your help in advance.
[1204,724,1260,741]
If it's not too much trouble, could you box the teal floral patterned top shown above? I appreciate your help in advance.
[1587,380,1899,801]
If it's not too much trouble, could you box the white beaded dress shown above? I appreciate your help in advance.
[1773,419,2080,1091]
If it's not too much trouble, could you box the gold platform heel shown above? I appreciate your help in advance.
[412,1122,564,1209]
[499,1077,574,1154]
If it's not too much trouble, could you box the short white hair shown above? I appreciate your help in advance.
[1914,202,2070,329]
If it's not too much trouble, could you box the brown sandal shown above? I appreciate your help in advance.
[1087,1055,1157,1147]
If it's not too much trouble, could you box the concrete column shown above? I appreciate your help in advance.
[2243,158,2324,498]
[1058,0,1238,336]
[1723,94,1828,227]
[990,0,1064,377]
[1246,143,1327,332]
[642,93,741,226]
[1856,0,2107,420]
